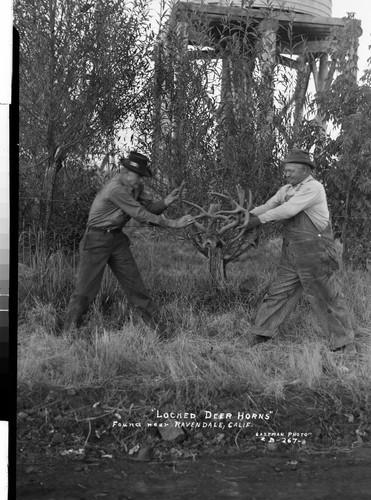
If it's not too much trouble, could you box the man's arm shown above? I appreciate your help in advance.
[138,186,184,214]
[109,186,167,224]
[250,191,283,217]
[137,187,167,215]
[257,183,324,223]
[109,186,193,228]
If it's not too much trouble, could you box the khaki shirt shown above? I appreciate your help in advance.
[251,175,330,231]
[87,174,167,229]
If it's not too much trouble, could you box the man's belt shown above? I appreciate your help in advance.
[87,226,122,234]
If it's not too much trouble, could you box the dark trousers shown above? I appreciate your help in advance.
[253,212,354,349]
[64,229,156,329]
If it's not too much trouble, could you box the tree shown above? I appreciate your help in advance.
[140,8,370,280]
[313,18,371,268]
[15,0,154,235]
[315,77,371,268]
[132,7,302,286]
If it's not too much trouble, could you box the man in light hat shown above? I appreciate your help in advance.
[245,147,356,355]
[64,151,193,334]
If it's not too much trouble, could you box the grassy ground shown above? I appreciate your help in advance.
[17,228,371,457]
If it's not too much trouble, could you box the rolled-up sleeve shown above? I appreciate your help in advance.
[108,186,167,226]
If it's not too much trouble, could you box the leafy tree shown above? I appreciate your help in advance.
[15,0,153,235]
[312,17,371,268]
[133,7,370,281]
[132,7,315,285]
[315,76,371,268]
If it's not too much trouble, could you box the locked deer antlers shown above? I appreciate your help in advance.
[211,185,253,238]
[180,183,253,249]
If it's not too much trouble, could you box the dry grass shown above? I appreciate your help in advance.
[18,230,371,418]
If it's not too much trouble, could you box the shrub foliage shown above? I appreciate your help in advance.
[16,2,370,266]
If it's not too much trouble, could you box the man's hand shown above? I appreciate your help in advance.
[164,185,188,207]
[167,214,194,228]
[175,214,194,228]
[244,214,261,230]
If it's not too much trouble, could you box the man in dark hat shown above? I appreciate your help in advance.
[63,151,194,334]
[245,147,356,355]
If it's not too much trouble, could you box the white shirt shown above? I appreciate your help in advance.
[250,175,330,231]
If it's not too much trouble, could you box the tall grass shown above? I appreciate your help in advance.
[18,229,371,412]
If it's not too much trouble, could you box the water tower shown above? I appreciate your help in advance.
[163,0,361,126]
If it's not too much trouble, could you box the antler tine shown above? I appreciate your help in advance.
[209,191,235,204]
[247,188,252,210]
[236,184,246,207]
[211,192,249,218]
[211,186,248,210]
[218,218,240,235]
[182,199,209,215]
[235,187,252,230]
[210,192,241,216]
[182,200,229,221]
[178,180,186,212]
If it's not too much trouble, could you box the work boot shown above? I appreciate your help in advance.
[54,313,76,336]
[63,296,89,333]
[140,312,173,340]
[155,321,174,340]
[252,334,271,345]
[331,342,357,356]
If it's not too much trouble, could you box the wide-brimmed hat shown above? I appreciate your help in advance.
[282,147,316,169]
[120,151,152,177]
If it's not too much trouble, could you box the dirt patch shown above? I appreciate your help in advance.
[17,384,370,454]
[17,447,371,499]
[16,385,371,498]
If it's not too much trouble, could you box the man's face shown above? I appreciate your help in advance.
[122,169,141,188]
[284,163,310,186]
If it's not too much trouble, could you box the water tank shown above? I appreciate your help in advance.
[200,1,332,18]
